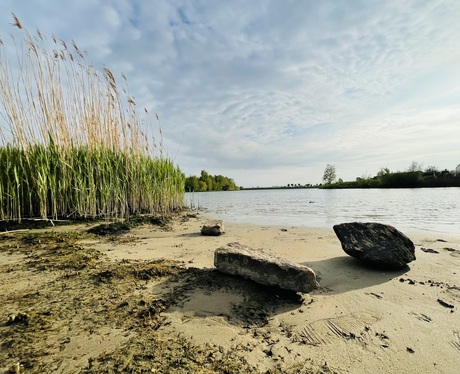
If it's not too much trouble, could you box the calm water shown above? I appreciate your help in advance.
[185,188,460,234]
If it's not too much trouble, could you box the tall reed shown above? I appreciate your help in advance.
[0,14,184,222]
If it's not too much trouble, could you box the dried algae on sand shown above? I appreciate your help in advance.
[0,213,323,373]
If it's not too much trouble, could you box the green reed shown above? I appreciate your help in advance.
[0,15,184,222]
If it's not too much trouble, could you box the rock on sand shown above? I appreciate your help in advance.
[214,242,319,293]
[333,222,416,269]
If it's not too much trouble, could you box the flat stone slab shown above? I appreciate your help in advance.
[333,222,416,269]
[214,242,319,293]
[201,220,225,236]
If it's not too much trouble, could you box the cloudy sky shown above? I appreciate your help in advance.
[1,1,459,187]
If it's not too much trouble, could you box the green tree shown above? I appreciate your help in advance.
[384,171,423,188]
[322,164,336,185]
[377,167,391,178]
[186,170,239,191]
[198,181,207,191]
[199,170,214,191]
[200,170,209,180]
[184,175,200,192]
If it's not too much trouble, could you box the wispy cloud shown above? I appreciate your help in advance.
[1,0,459,186]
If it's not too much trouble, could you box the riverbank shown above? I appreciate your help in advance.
[1,212,459,373]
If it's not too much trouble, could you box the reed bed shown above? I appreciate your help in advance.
[0,15,184,222]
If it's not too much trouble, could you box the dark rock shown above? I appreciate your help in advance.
[214,242,319,293]
[7,312,29,326]
[333,222,416,269]
[420,247,439,254]
[201,220,225,236]
[437,299,454,309]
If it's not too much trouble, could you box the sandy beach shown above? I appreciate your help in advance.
[1,211,459,373]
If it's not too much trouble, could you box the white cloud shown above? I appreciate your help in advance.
[1,0,459,186]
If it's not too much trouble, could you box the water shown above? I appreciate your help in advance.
[185,188,460,234]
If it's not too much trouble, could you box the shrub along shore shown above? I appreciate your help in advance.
[321,171,460,189]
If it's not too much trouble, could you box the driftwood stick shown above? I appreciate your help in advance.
[0,229,30,235]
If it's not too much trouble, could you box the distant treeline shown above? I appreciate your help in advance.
[322,169,460,189]
[185,170,239,192]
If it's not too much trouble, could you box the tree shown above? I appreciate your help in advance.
[407,161,423,172]
[198,181,207,191]
[322,164,336,185]
[424,165,439,175]
[377,167,391,178]
[184,175,200,192]
[185,170,239,191]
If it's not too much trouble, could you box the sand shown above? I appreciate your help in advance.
[1,211,459,373]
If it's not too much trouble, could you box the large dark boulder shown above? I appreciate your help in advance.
[214,242,319,293]
[333,222,416,269]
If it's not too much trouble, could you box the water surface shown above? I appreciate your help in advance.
[185,188,460,234]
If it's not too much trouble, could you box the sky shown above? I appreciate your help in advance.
[1,0,459,187]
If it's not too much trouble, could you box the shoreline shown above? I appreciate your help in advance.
[199,209,460,238]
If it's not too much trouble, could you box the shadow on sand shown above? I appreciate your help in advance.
[152,268,303,327]
[302,256,409,295]
[176,232,203,238]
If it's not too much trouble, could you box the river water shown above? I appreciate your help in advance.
[185,188,460,234]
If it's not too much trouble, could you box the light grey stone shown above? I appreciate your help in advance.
[214,242,319,293]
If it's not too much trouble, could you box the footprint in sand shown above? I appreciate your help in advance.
[444,247,460,257]
[451,331,460,353]
[409,312,432,323]
[296,312,380,347]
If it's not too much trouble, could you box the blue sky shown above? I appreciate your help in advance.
[1,0,459,187]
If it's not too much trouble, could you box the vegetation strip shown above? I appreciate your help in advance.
[0,15,184,223]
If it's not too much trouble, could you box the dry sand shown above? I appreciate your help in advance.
[1,211,459,373]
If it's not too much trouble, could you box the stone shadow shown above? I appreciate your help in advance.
[176,232,203,238]
[150,267,303,328]
[302,256,409,295]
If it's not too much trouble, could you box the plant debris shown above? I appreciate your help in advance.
[0,222,308,373]
[87,215,172,236]
[437,299,455,309]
